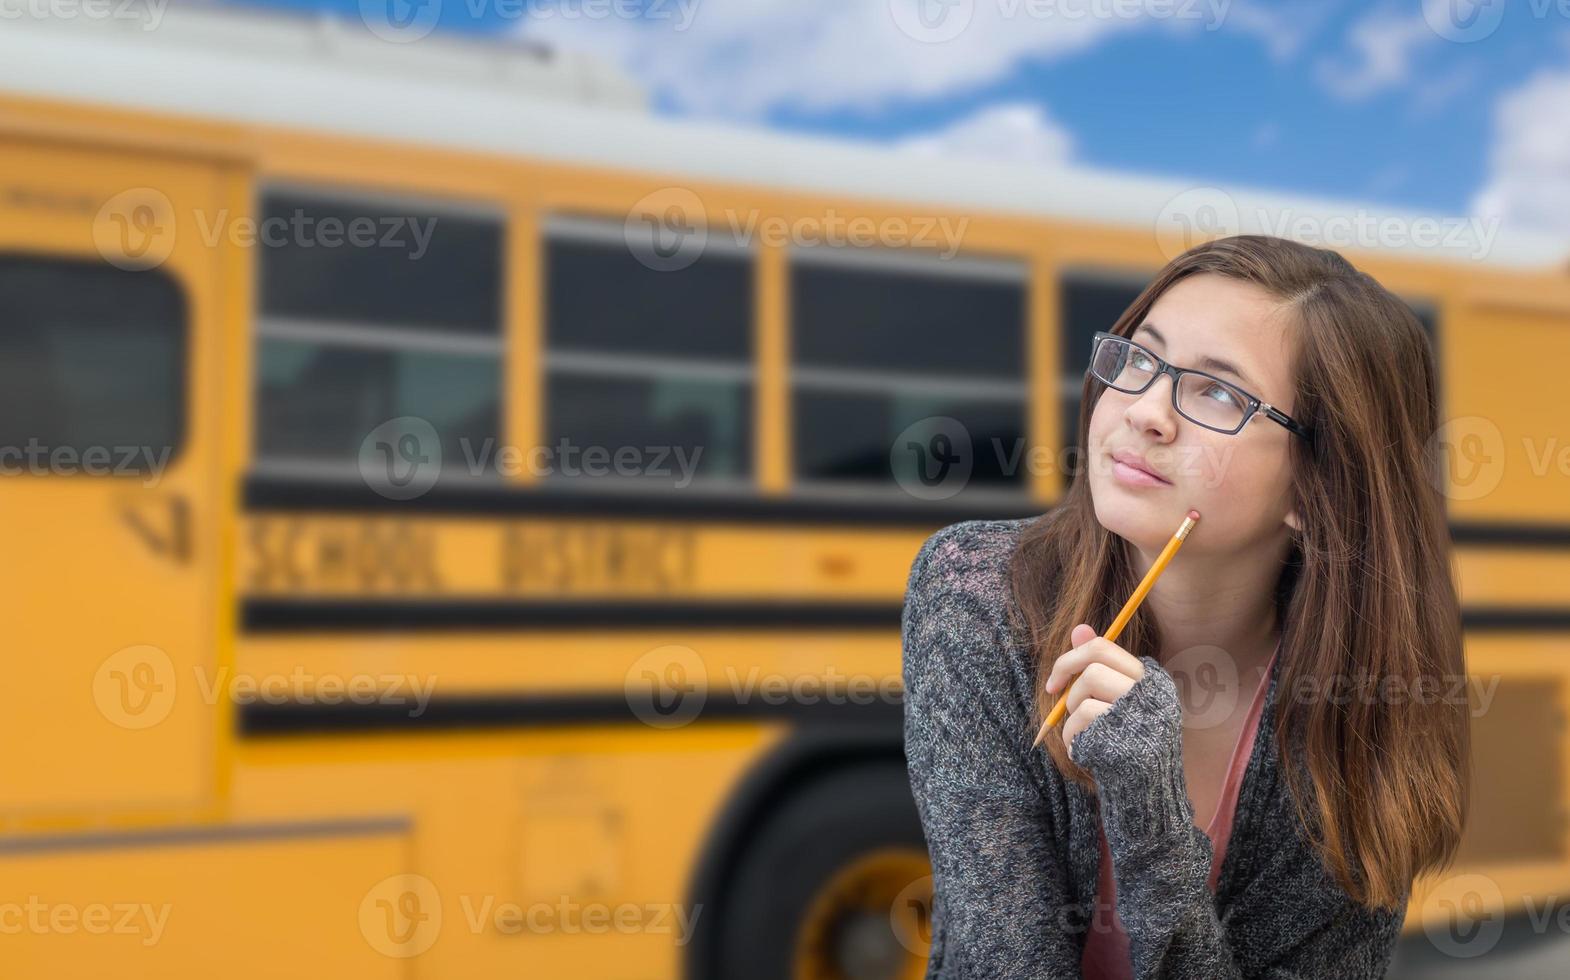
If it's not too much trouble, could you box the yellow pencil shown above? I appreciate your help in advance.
[1033,509,1201,747]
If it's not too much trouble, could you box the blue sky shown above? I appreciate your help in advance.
[238,0,1570,234]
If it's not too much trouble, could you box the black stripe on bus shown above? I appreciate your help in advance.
[232,607,1570,737]
[241,599,1570,634]
[242,474,1042,526]
[238,691,903,738]
[0,817,410,855]
[241,599,905,633]
[245,475,1570,545]
[1450,521,1570,549]
[1462,607,1570,631]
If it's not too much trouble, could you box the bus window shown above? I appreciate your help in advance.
[1059,271,1146,478]
[253,189,503,473]
[543,216,754,487]
[0,255,185,472]
[791,247,1027,496]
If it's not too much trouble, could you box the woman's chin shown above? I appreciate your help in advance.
[1090,490,1178,549]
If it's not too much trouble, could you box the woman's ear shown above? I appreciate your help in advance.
[1284,509,1301,533]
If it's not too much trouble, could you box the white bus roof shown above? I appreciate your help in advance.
[0,1,1562,270]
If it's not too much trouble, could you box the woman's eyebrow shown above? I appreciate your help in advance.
[1134,322,1258,390]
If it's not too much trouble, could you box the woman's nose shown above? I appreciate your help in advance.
[1126,372,1179,437]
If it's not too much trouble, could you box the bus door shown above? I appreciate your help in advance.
[0,138,225,818]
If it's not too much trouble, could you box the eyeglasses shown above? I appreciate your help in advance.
[1088,331,1314,442]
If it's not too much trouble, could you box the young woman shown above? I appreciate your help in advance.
[902,235,1470,978]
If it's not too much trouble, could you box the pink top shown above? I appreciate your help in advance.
[1080,641,1279,980]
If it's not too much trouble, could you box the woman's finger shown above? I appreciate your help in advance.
[1045,633,1143,695]
[1061,660,1137,719]
[1063,697,1112,756]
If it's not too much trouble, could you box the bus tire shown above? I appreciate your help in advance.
[710,763,931,980]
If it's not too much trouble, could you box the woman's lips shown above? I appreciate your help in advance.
[1111,458,1172,488]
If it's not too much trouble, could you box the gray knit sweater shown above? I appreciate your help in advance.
[901,518,1409,978]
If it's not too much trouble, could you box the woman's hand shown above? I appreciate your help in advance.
[1043,623,1147,759]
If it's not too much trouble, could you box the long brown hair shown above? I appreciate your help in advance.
[1010,234,1469,910]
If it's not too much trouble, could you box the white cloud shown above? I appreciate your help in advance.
[1223,1,1330,63]
[1313,7,1436,101]
[521,0,1221,119]
[893,101,1075,165]
[1471,63,1570,240]
[1410,60,1480,118]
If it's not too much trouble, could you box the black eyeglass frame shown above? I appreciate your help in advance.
[1089,330,1314,442]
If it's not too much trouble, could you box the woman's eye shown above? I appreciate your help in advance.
[1131,351,1156,370]
[1202,382,1240,407]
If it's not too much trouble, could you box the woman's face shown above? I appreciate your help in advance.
[1087,272,1302,557]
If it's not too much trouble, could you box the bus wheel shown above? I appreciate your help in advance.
[712,764,932,980]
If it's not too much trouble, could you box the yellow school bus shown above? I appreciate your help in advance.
[2,6,1569,977]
